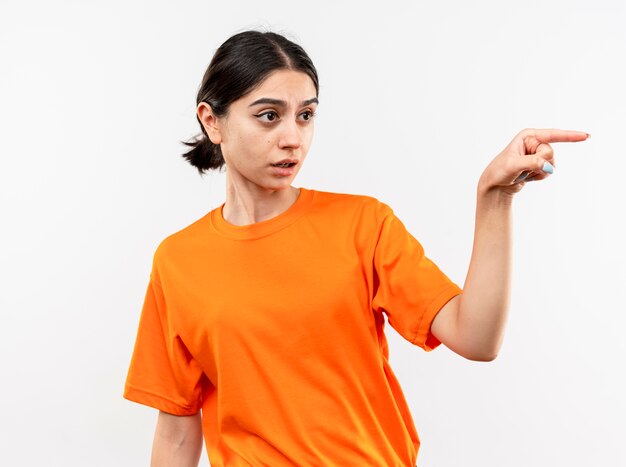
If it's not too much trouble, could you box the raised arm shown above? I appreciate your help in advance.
[430,128,589,361]
[151,411,203,467]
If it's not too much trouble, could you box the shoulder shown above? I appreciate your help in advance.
[311,188,391,217]
[308,189,396,244]
[151,210,214,272]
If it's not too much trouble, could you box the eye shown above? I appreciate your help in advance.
[257,111,278,122]
[299,110,316,121]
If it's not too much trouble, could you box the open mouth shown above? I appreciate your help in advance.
[272,162,297,168]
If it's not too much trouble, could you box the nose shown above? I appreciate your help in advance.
[278,118,302,150]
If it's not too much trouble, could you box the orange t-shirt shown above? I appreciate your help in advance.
[124,187,462,466]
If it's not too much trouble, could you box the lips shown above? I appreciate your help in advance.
[271,159,299,167]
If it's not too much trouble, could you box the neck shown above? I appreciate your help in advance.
[222,176,300,226]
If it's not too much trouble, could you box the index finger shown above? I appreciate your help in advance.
[519,128,590,143]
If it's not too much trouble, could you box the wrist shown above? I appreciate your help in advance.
[477,181,515,210]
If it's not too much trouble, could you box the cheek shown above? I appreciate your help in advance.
[303,126,315,147]
[238,127,268,145]
[235,130,273,161]
[231,129,257,150]
[223,124,277,162]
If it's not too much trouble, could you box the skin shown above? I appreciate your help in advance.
[152,69,589,463]
[151,411,202,467]
[430,128,590,361]
[197,69,319,226]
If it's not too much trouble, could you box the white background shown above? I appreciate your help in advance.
[1,1,625,466]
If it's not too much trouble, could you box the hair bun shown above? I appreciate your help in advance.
[181,135,224,175]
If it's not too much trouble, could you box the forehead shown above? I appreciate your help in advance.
[244,69,317,102]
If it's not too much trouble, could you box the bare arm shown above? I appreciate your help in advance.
[151,411,203,467]
[431,128,589,361]
[431,189,513,361]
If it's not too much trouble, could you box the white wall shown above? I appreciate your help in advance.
[1,1,624,465]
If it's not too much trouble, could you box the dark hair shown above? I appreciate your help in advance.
[181,30,319,175]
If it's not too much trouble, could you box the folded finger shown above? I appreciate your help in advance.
[534,143,555,167]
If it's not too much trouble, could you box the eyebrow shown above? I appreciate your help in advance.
[248,97,319,107]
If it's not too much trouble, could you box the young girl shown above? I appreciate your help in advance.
[124,29,588,467]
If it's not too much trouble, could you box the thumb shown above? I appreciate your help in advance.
[512,157,555,183]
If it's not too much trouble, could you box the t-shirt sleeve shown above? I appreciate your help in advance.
[124,268,205,415]
[371,202,463,351]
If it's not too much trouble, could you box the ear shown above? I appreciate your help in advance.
[197,102,223,145]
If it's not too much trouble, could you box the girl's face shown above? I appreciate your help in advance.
[201,69,318,192]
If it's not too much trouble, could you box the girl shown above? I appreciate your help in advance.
[124,29,588,466]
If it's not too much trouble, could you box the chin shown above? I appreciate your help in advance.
[254,179,294,192]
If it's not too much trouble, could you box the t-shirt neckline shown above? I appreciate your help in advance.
[209,187,315,240]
